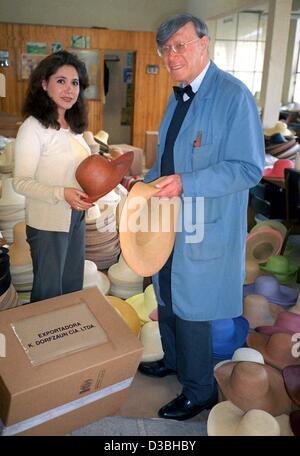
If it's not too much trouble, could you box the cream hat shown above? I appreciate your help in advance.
[108,253,143,285]
[119,178,181,277]
[94,130,109,146]
[140,321,164,362]
[250,220,287,242]
[289,292,300,315]
[8,221,32,267]
[264,121,295,137]
[207,401,292,436]
[0,177,25,207]
[244,259,261,284]
[105,295,141,336]
[83,260,110,295]
[243,294,275,328]
[214,347,265,371]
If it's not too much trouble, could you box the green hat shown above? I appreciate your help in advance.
[260,256,298,284]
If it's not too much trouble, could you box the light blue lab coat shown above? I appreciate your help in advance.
[144,61,265,321]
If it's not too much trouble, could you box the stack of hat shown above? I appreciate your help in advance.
[83,260,110,295]
[8,221,33,304]
[109,143,144,176]
[107,253,143,299]
[93,130,109,154]
[83,131,100,154]
[264,122,299,160]
[0,177,25,244]
[0,246,20,310]
[0,140,15,175]
[139,320,164,362]
[85,204,120,270]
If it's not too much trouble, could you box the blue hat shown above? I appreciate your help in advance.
[212,316,250,360]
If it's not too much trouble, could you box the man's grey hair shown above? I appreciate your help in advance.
[156,13,209,46]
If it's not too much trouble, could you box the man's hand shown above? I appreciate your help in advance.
[154,174,183,197]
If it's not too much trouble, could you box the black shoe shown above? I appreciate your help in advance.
[138,359,176,378]
[158,391,218,421]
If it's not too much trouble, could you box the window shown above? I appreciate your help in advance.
[214,11,267,96]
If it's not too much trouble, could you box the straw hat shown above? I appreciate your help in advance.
[83,131,99,154]
[260,256,298,284]
[255,311,300,336]
[85,204,101,223]
[105,295,141,336]
[246,227,283,263]
[243,275,298,306]
[75,152,133,202]
[247,332,300,370]
[289,292,300,314]
[214,347,265,371]
[283,365,300,408]
[140,321,164,362]
[126,284,158,324]
[264,121,294,137]
[8,221,31,267]
[83,260,110,295]
[244,259,261,284]
[214,360,292,415]
[250,220,287,241]
[243,294,275,329]
[263,159,294,180]
[119,178,181,277]
[207,401,290,436]
[94,130,109,146]
[108,253,143,285]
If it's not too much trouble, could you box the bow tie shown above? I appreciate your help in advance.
[173,84,194,101]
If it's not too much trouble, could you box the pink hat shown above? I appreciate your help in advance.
[255,311,300,336]
[282,365,300,407]
[263,159,294,180]
[246,227,283,263]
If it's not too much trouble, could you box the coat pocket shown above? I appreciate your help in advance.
[192,144,215,170]
[187,219,225,261]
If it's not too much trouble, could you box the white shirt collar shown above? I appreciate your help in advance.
[183,60,211,101]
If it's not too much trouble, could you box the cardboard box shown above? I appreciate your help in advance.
[0,287,143,435]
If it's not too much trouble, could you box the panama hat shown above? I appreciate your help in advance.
[247,331,300,370]
[244,259,261,285]
[76,152,133,203]
[140,321,164,362]
[243,294,275,328]
[264,121,295,137]
[214,360,292,416]
[0,177,25,207]
[250,220,287,241]
[214,347,265,372]
[126,284,158,324]
[255,311,300,336]
[212,316,249,360]
[244,275,298,306]
[105,295,141,336]
[8,221,31,267]
[83,260,110,295]
[263,159,294,180]
[283,365,300,408]
[246,227,283,263]
[119,178,181,277]
[207,401,292,436]
[289,292,300,314]
[260,256,298,284]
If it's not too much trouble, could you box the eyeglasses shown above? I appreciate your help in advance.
[157,37,200,58]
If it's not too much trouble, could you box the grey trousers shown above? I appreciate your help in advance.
[26,209,85,303]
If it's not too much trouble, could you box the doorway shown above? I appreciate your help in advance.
[103,50,135,145]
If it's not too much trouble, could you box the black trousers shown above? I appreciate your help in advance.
[26,209,85,303]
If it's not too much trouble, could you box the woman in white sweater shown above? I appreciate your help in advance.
[13,50,94,302]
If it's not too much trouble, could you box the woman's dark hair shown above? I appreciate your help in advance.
[22,50,89,133]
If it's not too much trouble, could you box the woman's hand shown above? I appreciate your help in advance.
[64,188,94,211]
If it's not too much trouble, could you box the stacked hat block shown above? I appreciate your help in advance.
[263,121,300,166]
[8,221,33,304]
[0,246,21,310]
[0,176,25,244]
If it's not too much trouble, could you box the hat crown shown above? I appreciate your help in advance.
[231,362,269,397]
[254,275,281,293]
[273,159,294,171]
[236,409,280,436]
[231,347,265,364]
[268,311,300,333]
[264,256,290,272]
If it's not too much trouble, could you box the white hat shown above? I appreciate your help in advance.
[8,221,32,267]
[214,347,264,371]
[140,321,164,362]
[83,260,110,295]
[0,177,25,207]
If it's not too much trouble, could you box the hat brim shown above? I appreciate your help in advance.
[119,178,181,277]
[243,282,298,305]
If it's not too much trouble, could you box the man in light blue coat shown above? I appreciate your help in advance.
[139,13,265,420]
